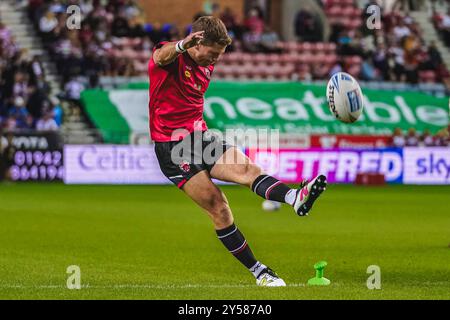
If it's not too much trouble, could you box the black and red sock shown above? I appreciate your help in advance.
[216,223,260,271]
[251,174,296,205]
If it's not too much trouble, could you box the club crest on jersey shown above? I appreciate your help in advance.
[204,68,211,79]
[184,70,191,78]
[179,160,191,173]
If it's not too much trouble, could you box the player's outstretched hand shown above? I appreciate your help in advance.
[182,31,205,49]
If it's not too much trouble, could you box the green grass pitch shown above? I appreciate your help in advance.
[0,183,449,300]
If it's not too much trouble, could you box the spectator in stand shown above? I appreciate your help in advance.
[328,60,343,78]
[64,77,85,102]
[0,132,16,181]
[372,42,390,80]
[392,127,406,147]
[259,26,283,54]
[124,0,141,21]
[1,23,53,131]
[361,59,382,81]
[393,17,411,42]
[29,55,45,87]
[420,41,443,70]
[437,7,450,46]
[220,7,242,40]
[405,127,419,146]
[311,62,330,80]
[436,63,450,90]
[420,129,435,147]
[26,85,47,120]
[12,71,30,101]
[167,24,181,42]
[298,64,312,81]
[244,7,265,36]
[434,130,449,146]
[242,30,261,53]
[0,23,12,43]
[38,10,59,44]
[7,96,32,130]
[36,109,59,131]
[111,10,131,38]
[294,6,322,42]
[403,36,421,84]
[389,42,406,82]
[337,29,365,56]
[146,22,169,44]
[50,96,63,126]
[79,23,94,47]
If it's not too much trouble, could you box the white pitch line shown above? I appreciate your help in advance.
[0,283,308,290]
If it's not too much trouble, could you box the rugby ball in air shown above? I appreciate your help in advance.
[326,72,364,123]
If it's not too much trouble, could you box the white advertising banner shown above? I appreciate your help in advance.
[64,145,168,184]
[403,147,450,185]
[64,145,450,185]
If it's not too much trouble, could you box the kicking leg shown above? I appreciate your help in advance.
[181,170,285,286]
[210,147,327,216]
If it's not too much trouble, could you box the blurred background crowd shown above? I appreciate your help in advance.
[0,0,449,146]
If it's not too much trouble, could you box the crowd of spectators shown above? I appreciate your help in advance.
[27,0,287,85]
[0,22,62,132]
[391,126,450,147]
[28,0,150,87]
[24,0,450,87]
[432,1,450,47]
[325,0,450,85]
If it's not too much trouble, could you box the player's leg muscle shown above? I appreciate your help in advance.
[210,147,262,187]
[182,170,233,229]
[211,147,299,206]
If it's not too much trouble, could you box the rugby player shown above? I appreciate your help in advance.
[149,16,326,286]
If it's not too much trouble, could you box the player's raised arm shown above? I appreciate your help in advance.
[152,31,205,67]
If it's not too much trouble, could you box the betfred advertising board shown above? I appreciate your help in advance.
[247,148,404,184]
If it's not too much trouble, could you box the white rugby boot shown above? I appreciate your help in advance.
[293,175,327,216]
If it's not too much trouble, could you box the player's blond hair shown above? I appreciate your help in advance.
[192,16,232,47]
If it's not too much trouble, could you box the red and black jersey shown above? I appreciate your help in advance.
[148,42,214,142]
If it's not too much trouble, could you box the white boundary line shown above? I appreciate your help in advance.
[0,283,309,289]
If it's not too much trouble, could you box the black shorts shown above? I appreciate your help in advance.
[154,130,232,188]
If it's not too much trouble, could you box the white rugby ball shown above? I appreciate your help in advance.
[262,200,281,211]
[326,72,364,123]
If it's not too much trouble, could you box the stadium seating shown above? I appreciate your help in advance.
[24,0,448,85]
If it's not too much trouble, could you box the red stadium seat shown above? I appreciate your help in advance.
[286,41,299,52]
[342,7,354,17]
[298,53,314,64]
[311,42,325,53]
[327,6,342,17]
[280,53,298,64]
[311,53,326,64]
[352,8,362,18]
[241,53,253,64]
[419,70,437,83]
[343,0,356,5]
[299,42,313,52]
[254,53,267,64]
[348,19,362,29]
[267,53,281,65]
[324,54,338,65]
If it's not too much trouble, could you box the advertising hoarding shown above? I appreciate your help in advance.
[63,145,450,185]
[64,145,168,184]
[1,131,64,181]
